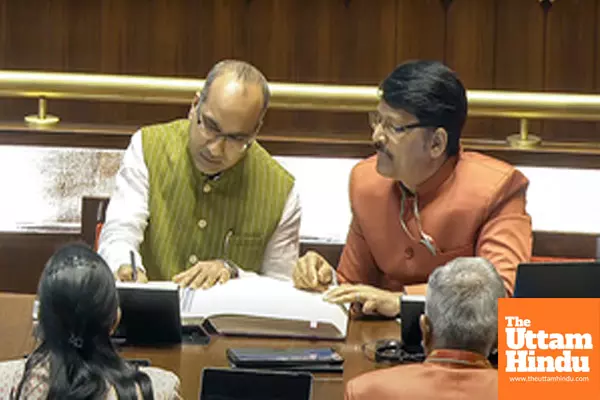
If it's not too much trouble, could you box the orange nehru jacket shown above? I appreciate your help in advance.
[344,350,498,400]
[337,151,532,296]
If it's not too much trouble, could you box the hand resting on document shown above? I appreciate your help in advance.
[324,284,401,318]
[292,251,335,292]
[172,260,232,289]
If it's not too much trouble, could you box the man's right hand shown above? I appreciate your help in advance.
[293,251,334,292]
[115,265,148,283]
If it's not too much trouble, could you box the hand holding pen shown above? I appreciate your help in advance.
[114,251,148,283]
[130,250,138,281]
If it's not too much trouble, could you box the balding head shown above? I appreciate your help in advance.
[200,59,270,117]
[188,60,270,175]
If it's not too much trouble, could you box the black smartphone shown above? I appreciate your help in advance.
[226,347,344,368]
[400,295,426,354]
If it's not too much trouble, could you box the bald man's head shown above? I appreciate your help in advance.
[188,61,269,175]
[200,60,270,117]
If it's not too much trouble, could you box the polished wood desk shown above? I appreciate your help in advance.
[0,293,402,399]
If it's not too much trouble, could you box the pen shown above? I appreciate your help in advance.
[130,250,137,282]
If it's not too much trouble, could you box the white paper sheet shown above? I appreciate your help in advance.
[179,275,349,337]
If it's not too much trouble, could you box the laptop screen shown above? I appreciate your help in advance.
[200,368,312,400]
[513,261,600,298]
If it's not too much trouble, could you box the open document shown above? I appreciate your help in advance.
[116,276,349,340]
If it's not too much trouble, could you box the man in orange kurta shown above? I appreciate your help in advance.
[339,148,530,294]
[344,257,504,400]
[293,60,531,316]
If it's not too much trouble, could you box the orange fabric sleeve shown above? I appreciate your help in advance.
[476,172,532,296]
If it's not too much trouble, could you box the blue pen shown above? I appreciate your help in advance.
[130,250,138,281]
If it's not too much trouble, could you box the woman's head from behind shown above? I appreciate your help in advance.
[14,243,153,400]
[37,243,120,353]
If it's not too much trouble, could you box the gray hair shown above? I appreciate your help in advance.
[199,59,270,115]
[425,257,506,355]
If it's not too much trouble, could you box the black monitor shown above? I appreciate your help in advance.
[513,261,600,298]
[199,368,313,400]
[113,282,182,346]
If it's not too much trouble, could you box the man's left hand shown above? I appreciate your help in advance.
[323,284,401,318]
[172,260,231,289]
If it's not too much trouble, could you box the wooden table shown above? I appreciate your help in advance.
[0,293,402,399]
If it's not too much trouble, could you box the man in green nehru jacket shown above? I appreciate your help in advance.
[98,60,301,289]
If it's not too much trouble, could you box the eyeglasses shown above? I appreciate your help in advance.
[196,107,255,152]
[369,111,432,136]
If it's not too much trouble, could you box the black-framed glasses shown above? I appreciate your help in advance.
[368,111,433,136]
[196,106,255,150]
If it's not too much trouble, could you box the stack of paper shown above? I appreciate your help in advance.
[180,275,349,340]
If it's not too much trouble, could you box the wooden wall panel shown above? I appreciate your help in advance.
[0,232,81,293]
[150,0,186,76]
[53,1,102,124]
[1,0,64,70]
[287,0,332,84]
[244,0,296,137]
[0,0,64,123]
[96,0,132,125]
[445,0,496,138]
[329,0,397,85]
[543,0,598,142]
[263,0,398,142]
[283,0,333,135]
[65,1,102,72]
[93,0,224,124]
[195,0,246,74]
[0,0,7,67]
[244,0,292,82]
[493,0,545,140]
[396,0,445,62]
[0,0,598,147]
[326,0,397,138]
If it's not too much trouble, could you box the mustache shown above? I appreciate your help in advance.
[374,141,393,159]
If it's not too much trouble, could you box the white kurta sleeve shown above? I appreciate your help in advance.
[97,130,150,273]
[258,182,302,280]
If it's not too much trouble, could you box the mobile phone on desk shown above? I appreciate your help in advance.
[232,362,344,373]
[226,347,344,369]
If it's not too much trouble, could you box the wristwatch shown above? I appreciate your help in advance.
[221,259,240,279]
